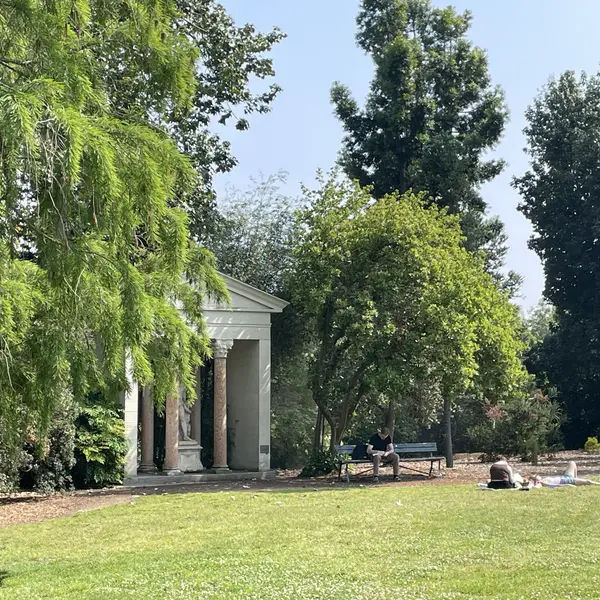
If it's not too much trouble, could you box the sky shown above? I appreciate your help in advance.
[215,0,600,310]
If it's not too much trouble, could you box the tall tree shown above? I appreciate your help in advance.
[0,0,229,460]
[514,71,600,446]
[292,175,526,460]
[206,173,297,295]
[331,0,517,291]
[90,0,286,242]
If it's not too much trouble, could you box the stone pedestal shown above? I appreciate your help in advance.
[178,440,204,472]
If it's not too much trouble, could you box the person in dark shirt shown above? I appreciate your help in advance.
[367,427,400,483]
[488,455,518,489]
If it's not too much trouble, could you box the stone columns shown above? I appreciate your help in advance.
[163,390,181,475]
[213,339,233,472]
[123,352,139,481]
[139,385,156,473]
[258,339,272,472]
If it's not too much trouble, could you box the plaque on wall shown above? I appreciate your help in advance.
[260,444,270,455]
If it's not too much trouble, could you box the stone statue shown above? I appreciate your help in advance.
[179,396,194,442]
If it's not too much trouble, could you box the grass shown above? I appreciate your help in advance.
[1,484,600,599]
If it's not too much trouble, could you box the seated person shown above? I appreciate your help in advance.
[488,455,520,489]
[367,427,400,483]
[529,461,600,487]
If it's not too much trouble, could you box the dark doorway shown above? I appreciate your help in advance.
[200,359,214,468]
[151,360,215,470]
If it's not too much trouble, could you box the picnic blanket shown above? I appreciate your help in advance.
[476,482,575,491]
[476,483,530,491]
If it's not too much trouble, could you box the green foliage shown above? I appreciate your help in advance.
[0,444,26,493]
[270,355,316,469]
[205,173,298,295]
[298,449,342,477]
[514,70,600,447]
[523,301,556,348]
[584,437,600,453]
[72,405,127,489]
[18,397,77,494]
[292,175,527,450]
[332,0,517,290]
[466,390,562,462]
[0,0,235,461]
[150,1,286,241]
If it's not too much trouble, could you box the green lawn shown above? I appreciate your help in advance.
[1,485,600,599]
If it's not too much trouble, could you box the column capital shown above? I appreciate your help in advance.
[212,339,234,359]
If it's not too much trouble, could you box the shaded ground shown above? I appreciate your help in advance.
[0,491,131,528]
[2,450,599,528]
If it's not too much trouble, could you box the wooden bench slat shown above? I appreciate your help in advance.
[394,443,437,453]
[335,443,439,455]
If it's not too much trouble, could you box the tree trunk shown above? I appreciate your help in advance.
[385,400,395,439]
[443,397,454,468]
[329,423,337,451]
[531,438,539,466]
[313,409,323,453]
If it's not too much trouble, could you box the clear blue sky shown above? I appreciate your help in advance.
[216,0,600,310]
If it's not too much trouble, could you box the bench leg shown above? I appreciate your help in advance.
[429,461,433,477]
[345,463,350,483]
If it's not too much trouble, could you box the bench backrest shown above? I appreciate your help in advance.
[335,442,438,455]
[394,442,438,455]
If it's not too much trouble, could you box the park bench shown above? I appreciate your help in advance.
[335,442,445,482]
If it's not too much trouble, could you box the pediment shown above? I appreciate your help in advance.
[203,273,288,314]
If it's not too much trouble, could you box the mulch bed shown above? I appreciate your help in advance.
[2,450,599,529]
[0,491,132,529]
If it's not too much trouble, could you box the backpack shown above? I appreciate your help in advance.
[351,444,368,460]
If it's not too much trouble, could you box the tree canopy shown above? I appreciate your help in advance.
[291,176,526,454]
[0,0,236,456]
[514,70,600,446]
[331,0,518,292]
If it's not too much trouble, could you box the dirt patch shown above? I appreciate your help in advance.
[0,491,132,529]
[2,450,599,528]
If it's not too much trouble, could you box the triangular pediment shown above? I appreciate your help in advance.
[203,272,289,313]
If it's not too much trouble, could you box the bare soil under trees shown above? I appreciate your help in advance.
[2,450,599,528]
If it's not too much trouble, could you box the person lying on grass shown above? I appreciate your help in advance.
[367,427,400,483]
[487,455,524,489]
[528,461,600,487]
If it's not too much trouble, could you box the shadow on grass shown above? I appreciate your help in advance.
[0,570,9,587]
[132,476,438,497]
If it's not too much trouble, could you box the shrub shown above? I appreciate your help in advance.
[270,347,316,469]
[466,389,562,464]
[298,450,342,477]
[467,421,518,463]
[72,405,127,489]
[584,436,600,453]
[0,444,27,493]
[18,399,77,494]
